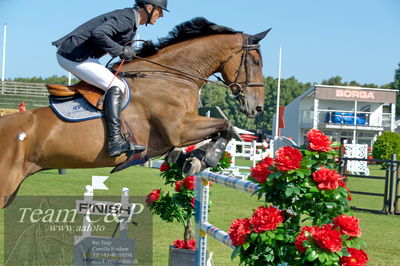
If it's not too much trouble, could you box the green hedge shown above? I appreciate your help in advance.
[372,132,400,163]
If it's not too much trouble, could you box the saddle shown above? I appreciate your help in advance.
[46,81,105,110]
[46,80,148,173]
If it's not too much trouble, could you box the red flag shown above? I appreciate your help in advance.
[278,106,285,128]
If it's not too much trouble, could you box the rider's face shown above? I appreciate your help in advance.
[146,6,163,24]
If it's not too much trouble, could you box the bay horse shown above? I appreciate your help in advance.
[0,18,270,208]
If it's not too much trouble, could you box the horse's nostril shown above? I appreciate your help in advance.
[256,106,263,112]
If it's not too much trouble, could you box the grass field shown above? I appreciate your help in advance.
[0,164,399,265]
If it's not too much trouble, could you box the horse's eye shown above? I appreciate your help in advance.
[252,58,261,66]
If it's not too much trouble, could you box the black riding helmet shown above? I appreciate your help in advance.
[135,0,168,25]
[136,0,169,11]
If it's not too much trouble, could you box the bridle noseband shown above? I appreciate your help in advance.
[215,35,264,99]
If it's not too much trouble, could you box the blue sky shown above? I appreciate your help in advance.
[0,0,399,86]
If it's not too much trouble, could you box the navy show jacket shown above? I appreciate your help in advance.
[53,8,138,62]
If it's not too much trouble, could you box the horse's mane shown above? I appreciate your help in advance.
[136,17,240,57]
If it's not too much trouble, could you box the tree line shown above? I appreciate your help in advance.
[7,63,400,132]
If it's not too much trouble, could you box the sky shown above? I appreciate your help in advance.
[0,0,399,86]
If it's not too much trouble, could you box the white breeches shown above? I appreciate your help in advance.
[56,54,125,93]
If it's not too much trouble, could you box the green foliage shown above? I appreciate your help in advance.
[321,76,378,88]
[372,132,400,163]
[12,75,79,85]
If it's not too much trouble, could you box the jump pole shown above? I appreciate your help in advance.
[194,170,260,265]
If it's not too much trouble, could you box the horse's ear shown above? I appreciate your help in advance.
[250,28,272,44]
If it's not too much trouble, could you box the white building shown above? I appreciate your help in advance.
[276,85,398,146]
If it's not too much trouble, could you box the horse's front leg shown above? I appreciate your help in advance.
[165,115,234,176]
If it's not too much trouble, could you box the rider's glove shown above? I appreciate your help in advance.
[119,46,136,60]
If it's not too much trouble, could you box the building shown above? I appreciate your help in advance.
[276,85,398,146]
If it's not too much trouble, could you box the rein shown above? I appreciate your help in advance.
[118,35,264,99]
[121,54,230,89]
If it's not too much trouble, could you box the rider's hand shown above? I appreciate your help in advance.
[119,46,136,60]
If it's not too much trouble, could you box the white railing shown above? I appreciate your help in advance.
[0,81,48,96]
[0,81,50,109]
[226,139,272,168]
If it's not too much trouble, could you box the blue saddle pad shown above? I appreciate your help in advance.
[49,80,131,122]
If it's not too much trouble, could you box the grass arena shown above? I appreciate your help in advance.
[0,161,399,265]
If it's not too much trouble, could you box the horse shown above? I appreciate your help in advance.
[0,17,270,208]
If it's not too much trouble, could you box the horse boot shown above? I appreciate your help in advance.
[104,86,145,157]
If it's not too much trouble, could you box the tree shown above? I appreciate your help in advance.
[13,75,79,85]
[321,76,378,88]
[391,63,400,116]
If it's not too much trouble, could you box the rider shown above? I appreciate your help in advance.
[52,0,168,157]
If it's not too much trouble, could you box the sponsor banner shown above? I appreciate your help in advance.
[4,196,152,265]
[315,86,397,103]
[318,123,391,132]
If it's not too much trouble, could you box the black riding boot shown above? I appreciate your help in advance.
[104,86,145,157]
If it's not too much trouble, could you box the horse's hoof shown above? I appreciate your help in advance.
[183,157,202,176]
[166,148,183,164]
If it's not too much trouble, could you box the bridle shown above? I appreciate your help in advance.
[214,34,264,100]
[115,34,264,100]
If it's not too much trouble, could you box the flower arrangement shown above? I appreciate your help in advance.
[146,146,232,249]
[228,129,368,265]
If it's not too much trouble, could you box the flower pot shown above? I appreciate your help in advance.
[168,245,195,266]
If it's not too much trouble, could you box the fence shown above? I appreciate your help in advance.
[0,81,49,109]
[339,154,400,215]
[194,170,260,265]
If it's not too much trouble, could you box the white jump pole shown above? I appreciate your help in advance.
[194,171,261,265]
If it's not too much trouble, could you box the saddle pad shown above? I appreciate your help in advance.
[49,79,131,122]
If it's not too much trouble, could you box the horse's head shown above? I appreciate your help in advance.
[219,29,271,118]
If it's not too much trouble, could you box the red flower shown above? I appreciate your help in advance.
[225,152,233,163]
[186,239,196,250]
[175,181,183,192]
[339,181,352,201]
[250,206,284,233]
[312,224,342,252]
[295,226,316,252]
[312,167,344,190]
[173,239,186,249]
[250,157,274,183]
[333,215,361,237]
[146,189,160,205]
[183,176,195,190]
[173,239,196,250]
[190,197,195,207]
[275,146,302,171]
[297,225,342,253]
[160,162,170,172]
[307,129,332,152]
[340,248,368,266]
[228,218,252,246]
[185,145,196,153]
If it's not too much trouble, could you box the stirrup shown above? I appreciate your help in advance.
[107,140,144,157]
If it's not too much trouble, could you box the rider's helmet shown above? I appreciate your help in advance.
[135,0,169,12]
